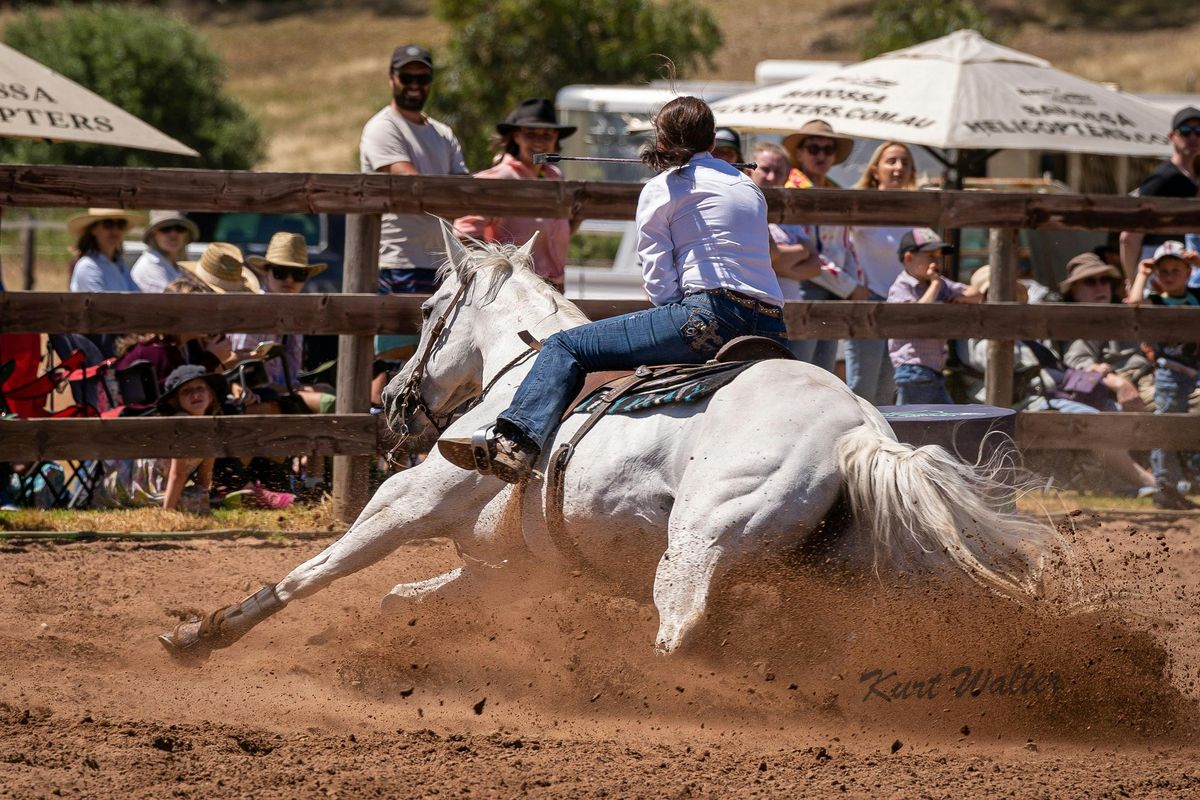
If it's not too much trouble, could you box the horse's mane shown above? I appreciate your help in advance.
[436,238,590,326]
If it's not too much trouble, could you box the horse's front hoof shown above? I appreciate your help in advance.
[158,620,211,663]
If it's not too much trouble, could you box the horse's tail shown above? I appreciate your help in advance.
[835,415,1055,599]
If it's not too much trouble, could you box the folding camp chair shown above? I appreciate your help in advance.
[0,334,114,508]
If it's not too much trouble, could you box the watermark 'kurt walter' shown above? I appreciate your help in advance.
[858,665,1063,703]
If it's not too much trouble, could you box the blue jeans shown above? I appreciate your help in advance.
[1150,365,1198,490]
[894,363,952,405]
[844,291,894,404]
[499,291,787,450]
[786,283,837,373]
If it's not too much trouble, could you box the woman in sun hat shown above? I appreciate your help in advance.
[235,231,334,414]
[454,97,576,292]
[67,208,148,358]
[67,208,147,293]
[179,241,260,293]
[131,210,199,293]
[780,120,863,375]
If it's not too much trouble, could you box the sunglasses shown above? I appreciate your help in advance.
[96,219,127,231]
[1177,125,1200,137]
[396,72,433,86]
[804,144,838,157]
[158,224,189,234]
[270,266,309,282]
[1076,275,1114,288]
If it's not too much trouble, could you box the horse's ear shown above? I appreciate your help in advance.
[517,231,539,259]
[439,218,470,275]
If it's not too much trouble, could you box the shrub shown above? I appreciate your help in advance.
[1,4,264,169]
[429,0,722,170]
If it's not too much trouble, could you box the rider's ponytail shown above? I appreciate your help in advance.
[640,96,716,172]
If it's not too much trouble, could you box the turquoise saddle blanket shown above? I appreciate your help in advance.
[572,361,755,416]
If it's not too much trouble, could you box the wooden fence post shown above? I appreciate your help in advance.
[21,210,36,290]
[984,228,1018,407]
[332,214,381,523]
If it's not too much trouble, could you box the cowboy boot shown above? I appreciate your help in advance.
[158,584,285,660]
[438,425,540,483]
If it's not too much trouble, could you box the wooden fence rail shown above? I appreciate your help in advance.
[4,164,1200,231]
[3,292,1198,341]
[2,412,1196,462]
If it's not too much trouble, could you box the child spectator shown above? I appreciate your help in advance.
[888,229,981,404]
[1126,241,1200,509]
[156,365,225,512]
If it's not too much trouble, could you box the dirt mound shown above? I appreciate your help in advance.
[2,513,1199,797]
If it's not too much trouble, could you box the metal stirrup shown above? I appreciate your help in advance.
[471,426,495,473]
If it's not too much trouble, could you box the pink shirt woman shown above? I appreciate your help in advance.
[454,98,576,291]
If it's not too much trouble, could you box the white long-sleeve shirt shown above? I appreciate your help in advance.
[636,152,783,307]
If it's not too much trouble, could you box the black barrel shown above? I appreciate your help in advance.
[876,404,1016,463]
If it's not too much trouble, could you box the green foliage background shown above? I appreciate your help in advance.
[428,0,722,170]
[0,4,264,169]
[861,0,998,58]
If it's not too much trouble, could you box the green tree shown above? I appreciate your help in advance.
[1,4,264,169]
[861,0,998,59]
[429,0,722,170]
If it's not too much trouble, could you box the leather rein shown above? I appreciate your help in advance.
[389,272,535,446]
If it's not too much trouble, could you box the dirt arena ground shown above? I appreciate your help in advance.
[2,509,1199,798]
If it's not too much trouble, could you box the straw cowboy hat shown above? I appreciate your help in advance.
[246,231,327,276]
[782,120,854,166]
[142,210,199,245]
[66,208,147,239]
[969,265,1029,302]
[1058,252,1123,295]
[179,242,260,293]
[495,98,576,139]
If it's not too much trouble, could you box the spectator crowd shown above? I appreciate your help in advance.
[3,44,1200,511]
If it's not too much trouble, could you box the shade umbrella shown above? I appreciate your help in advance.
[711,29,1172,160]
[0,41,198,157]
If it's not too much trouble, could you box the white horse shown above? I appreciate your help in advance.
[159,227,1057,659]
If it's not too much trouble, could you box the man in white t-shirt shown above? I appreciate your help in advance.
[359,44,469,295]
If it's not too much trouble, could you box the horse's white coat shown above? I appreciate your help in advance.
[272,228,1056,652]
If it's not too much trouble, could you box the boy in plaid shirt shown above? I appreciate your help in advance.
[887,229,982,404]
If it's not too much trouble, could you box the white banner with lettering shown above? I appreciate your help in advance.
[0,42,198,157]
[712,30,1173,157]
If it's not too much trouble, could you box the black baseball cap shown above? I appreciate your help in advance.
[391,44,433,72]
[897,227,956,260]
[1172,106,1200,131]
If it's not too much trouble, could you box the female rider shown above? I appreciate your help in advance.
[440,96,787,483]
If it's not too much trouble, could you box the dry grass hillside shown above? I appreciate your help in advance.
[186,1,1200,173]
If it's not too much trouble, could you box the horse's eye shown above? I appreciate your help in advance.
[420,303,432,320]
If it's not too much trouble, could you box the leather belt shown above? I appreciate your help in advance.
[692,287,783,319]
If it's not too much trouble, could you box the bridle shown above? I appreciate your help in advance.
[388,272,535,451]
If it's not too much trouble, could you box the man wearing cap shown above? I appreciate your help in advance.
[360,44,469,294]
[711,128,742,165]
[1119,106,1200,283]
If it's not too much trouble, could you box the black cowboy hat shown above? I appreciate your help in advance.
[496,98,576,140]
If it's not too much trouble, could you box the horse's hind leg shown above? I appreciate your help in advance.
[653,527,726,654]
